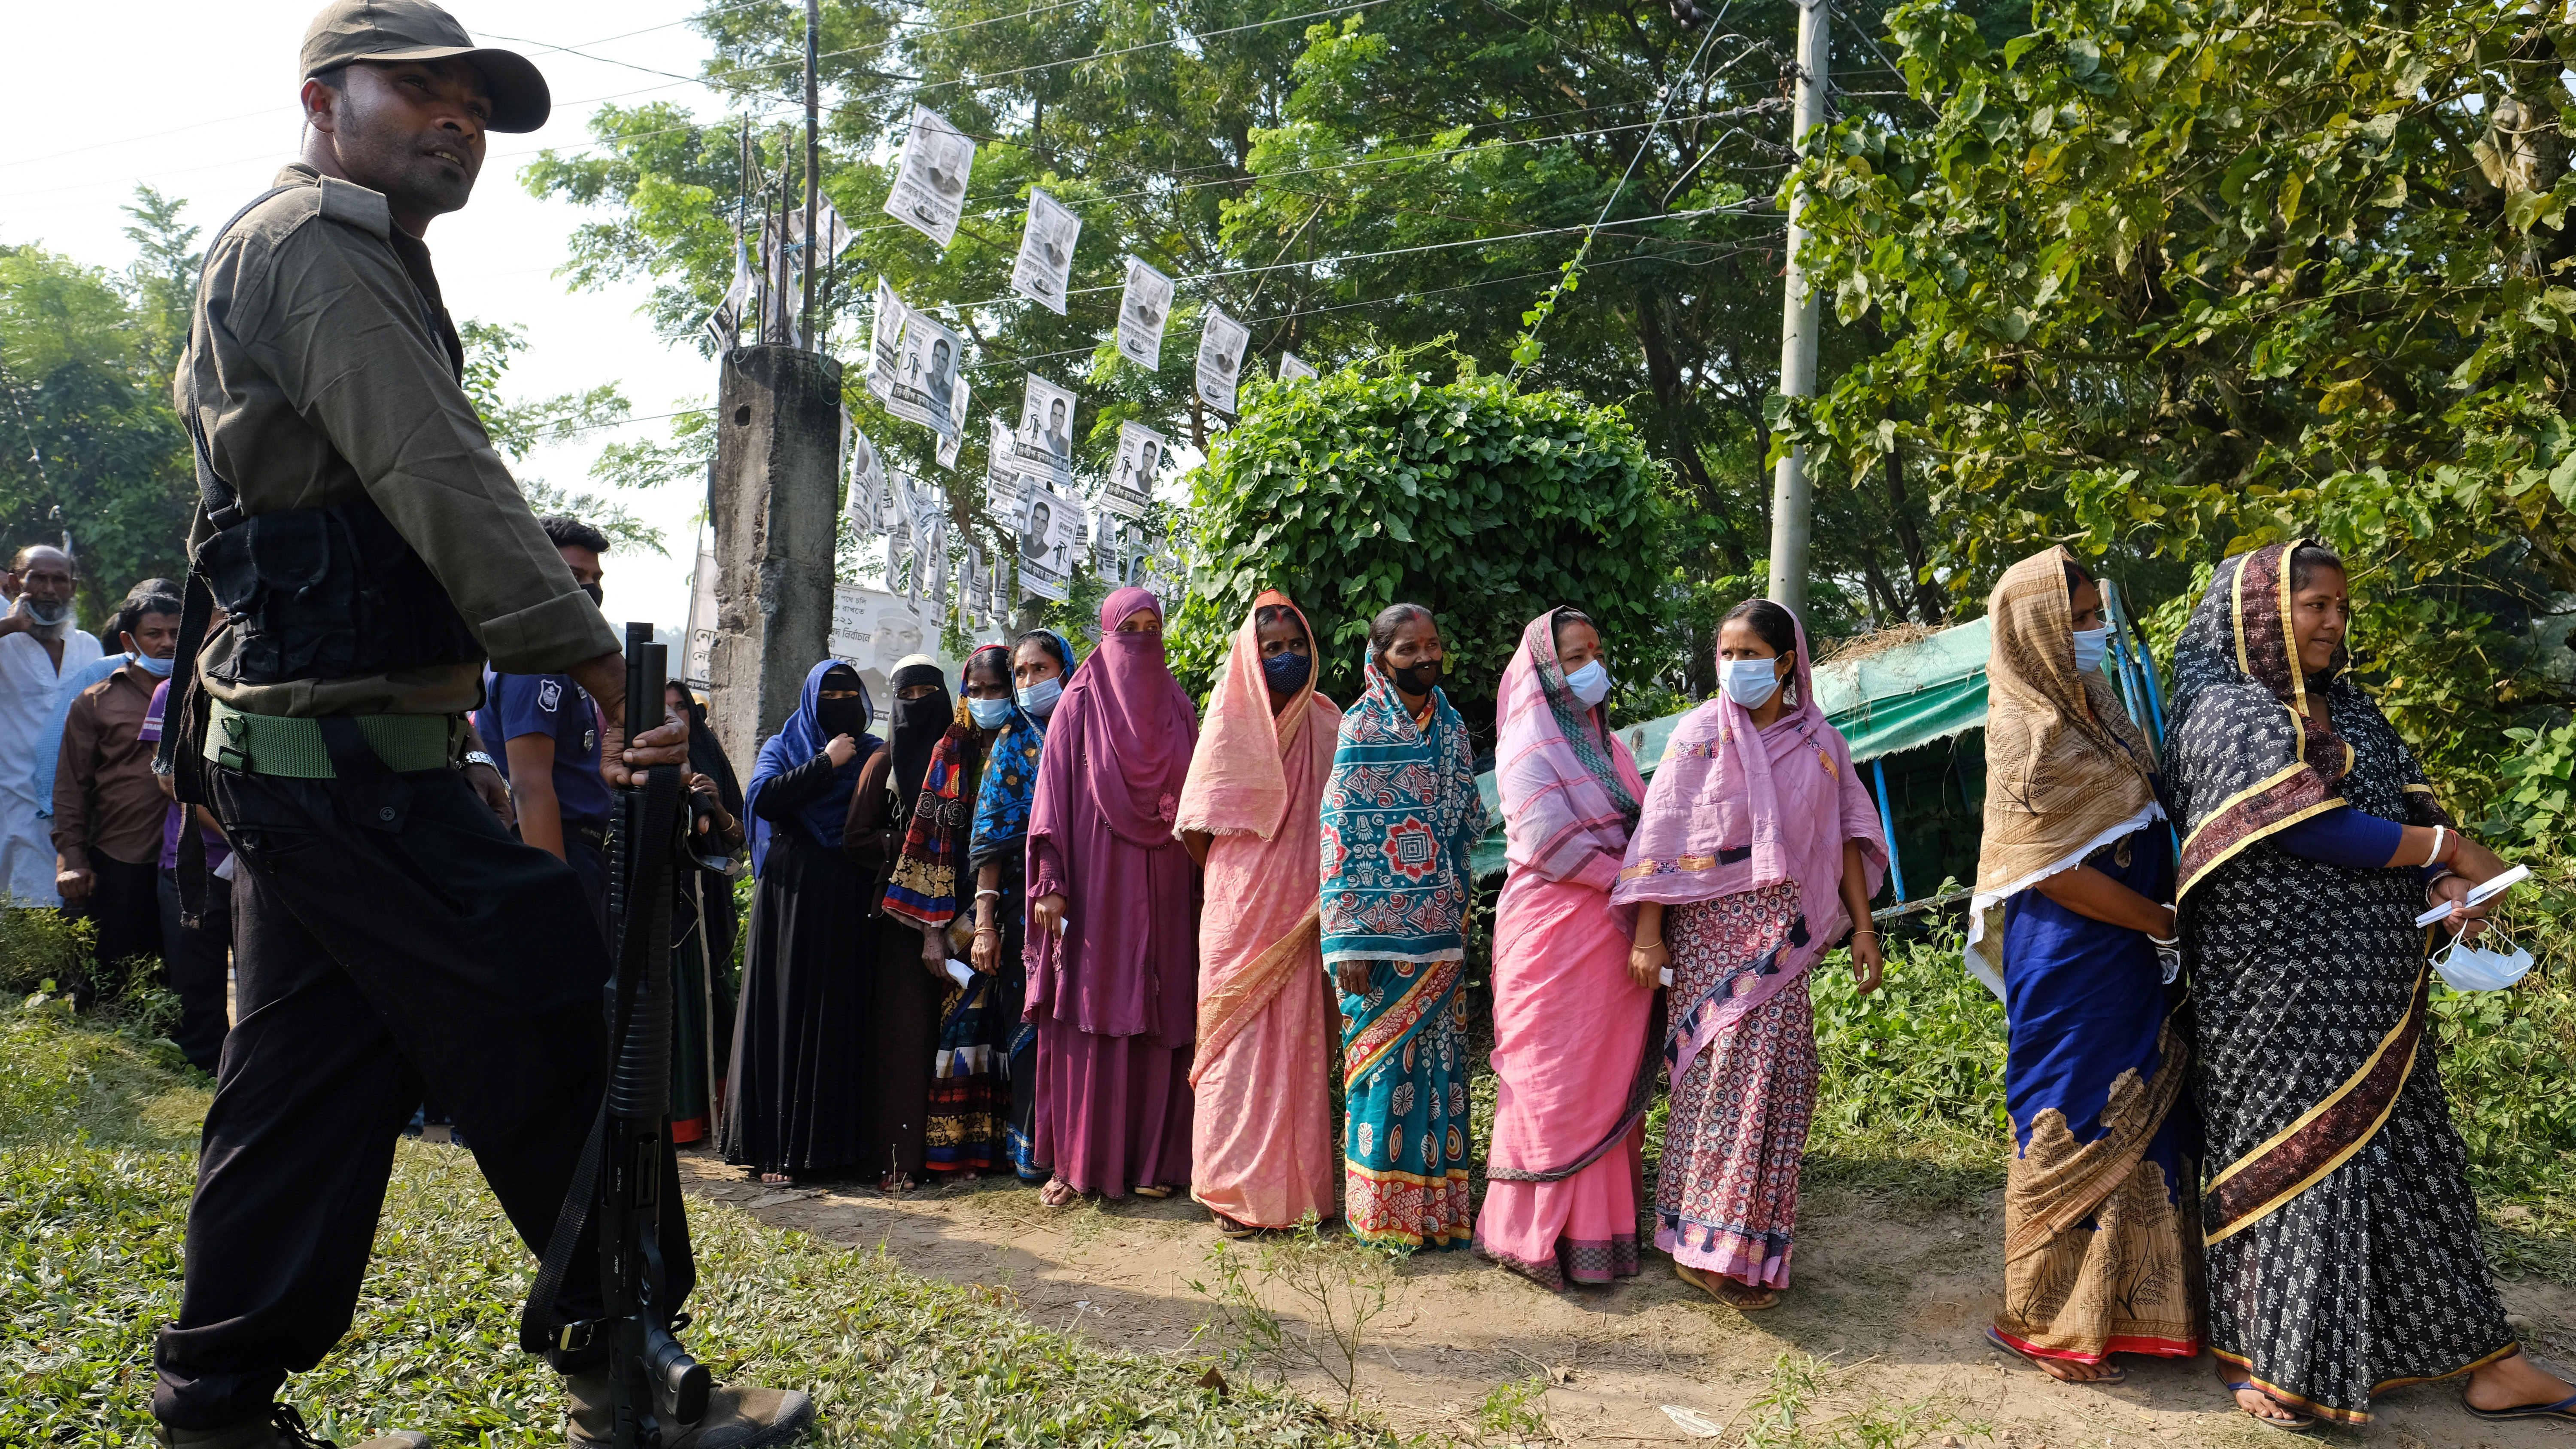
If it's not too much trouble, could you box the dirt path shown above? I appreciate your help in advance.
[676,1147,2570,1446]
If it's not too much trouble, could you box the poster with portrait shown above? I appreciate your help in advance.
[1115,257,1173,370]
[886,306,964,441]
[959,542,989,628]
[934,375,969,470]
[1010,187,1081,314]
[1276,350,1316,383]
[881,468,923,594]
[866,277,907,405]
[827,584,951,704]
[883,104,975,249]
[1014,484,1087,603]
[1196,307,1250,415]
[918,513,950,612]
[683,534,719,688]
[1100,420,1166,521]
[843,425,885,541]
[1139,543,1186,603]
[982,414,1027,519]
[1015,373,1077,490]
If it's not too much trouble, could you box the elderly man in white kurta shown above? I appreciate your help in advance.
[0,546,103,906]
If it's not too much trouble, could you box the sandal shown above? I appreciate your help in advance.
[2466,1390,2576,1423]
[1984,1327,2126,1383]
[1038,1178,1079,1207]
[2224,1381,2316,1434]
[1674,1262,1780,1311]
[1210,1210,1260,1240]
[1132,1184,1175,1199]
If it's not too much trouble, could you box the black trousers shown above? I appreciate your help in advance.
[158,865,233,1075]
[151,763,694,1431]
[67,851,162,1001]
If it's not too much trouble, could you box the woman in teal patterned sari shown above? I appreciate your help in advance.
[1319,604,1488,1248]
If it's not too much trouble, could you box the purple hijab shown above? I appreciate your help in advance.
[1612,607,1885,1032]
[1024,587,1201,1040]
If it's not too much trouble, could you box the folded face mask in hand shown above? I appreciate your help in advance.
[2431,930,2534,993]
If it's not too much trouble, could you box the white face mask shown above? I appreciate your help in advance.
[2071,625,2111,675]
[2432,930,2535,993]
[1719,657,1783,709]
[1563,658,1610,707]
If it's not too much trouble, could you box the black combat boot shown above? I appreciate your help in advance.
[155,1404,427,1449]
[562,1368,814,1448]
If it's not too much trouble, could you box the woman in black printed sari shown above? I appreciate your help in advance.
[2165,539,2572,1430]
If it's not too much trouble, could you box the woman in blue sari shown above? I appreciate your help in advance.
[1318,604,1488,1248]
[1965,547,2200,1381]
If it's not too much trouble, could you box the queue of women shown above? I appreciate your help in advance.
[709,542,2576,1435]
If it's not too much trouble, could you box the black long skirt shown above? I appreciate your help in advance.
[721,830,870,1175]
[857,908,943,1182]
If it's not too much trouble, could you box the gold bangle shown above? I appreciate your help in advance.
[1634,940,1665,952]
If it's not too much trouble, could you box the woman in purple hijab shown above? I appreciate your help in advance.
[1024,586,1202,1205]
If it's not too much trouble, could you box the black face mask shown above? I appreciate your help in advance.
[1389,657,1441,697]
[580,581,605,607]
[894,693,949,735]
[817,696,865,740]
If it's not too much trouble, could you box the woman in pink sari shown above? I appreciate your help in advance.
[1476,607,1653,1290]
[1617,600,1886,1310]
[1178,590,1341,1235]
[1025,587,1202,1205]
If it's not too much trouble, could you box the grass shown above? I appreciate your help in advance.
[0,1010,1399,1446]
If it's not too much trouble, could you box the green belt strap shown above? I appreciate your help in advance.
[206,700,466,778]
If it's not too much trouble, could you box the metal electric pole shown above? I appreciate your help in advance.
[800,0,820,347]
[1765,0,1829,618]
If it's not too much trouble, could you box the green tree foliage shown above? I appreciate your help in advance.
[454,321,667,556]
[1785,0,2576,777]
[0,190,201,626]
[1170,363,1662,736]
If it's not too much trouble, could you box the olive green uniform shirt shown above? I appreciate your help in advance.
[176,163,617,717]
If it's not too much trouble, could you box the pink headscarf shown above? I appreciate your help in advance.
[1495,608,1646,896]
[1174,590,1332,840]
[1612,605,1886,985]
[1053,585,1199,845]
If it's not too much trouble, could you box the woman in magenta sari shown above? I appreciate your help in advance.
[1178,590,1341,1235]
[1476,607,1653,1290]
[1025,586,1202,1205]
[1617,600,1886,1310]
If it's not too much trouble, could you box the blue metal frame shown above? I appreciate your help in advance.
[1871,755,1907,903]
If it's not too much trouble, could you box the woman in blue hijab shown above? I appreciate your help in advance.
[721,660,881,1183]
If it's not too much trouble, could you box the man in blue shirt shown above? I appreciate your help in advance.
[475,516,616,940]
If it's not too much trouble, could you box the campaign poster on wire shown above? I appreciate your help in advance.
[883,104,976,249]
[1016,374,1077,490]
[935,376,970,470]
[1015,484,1088,603]
[1010,188,1081,314]
[1101,420,1166,521]
[887,307,964,441]
[1116,257,1174,369]
[844,426,886,540]
[982,415,1027,518]
[1196,307,1250,415]
[866,278,907,405]
[1277,350,1316,382]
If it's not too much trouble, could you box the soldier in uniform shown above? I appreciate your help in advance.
[149,3,812,1446]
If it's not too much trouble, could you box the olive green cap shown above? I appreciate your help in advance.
[300,0,550,133]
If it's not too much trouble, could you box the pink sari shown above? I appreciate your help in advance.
[1176,591,1340,1228]
[1475,610,1653,1290]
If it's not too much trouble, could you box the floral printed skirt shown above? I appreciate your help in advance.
[1655,884,1815,1289]
[1338,957,1474,1248]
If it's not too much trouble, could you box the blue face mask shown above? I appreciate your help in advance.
[1719,658,1782,708]
[1262,649,1312,693]
[1016,675,1063,718]
[967,695,1014,729]
[2071,626,2111,675]
[133,651,176,678]
[1563,658,1610,707]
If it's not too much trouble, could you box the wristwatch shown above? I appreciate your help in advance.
[463,750,504,782]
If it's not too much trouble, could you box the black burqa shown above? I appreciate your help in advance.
[721,661,878,1177]
[671,687,741,1143]
[844,656,955,1185]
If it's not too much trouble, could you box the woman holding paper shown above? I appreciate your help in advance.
[2166,539,2568,1430]
[1964,547,2199,1383]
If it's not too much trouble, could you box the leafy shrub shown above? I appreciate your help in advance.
[1172,363,1665,733]
[0,903,92,996]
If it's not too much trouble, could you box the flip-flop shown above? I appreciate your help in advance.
[1132,1184,1175,1199]
[1674,1262,1780,1311]
[2223,1381,2316,1433]
[1982,1327,2126,1383]
[2465,1390,2576,1423]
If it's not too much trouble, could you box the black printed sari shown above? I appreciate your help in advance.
[2164,541,2516,1423]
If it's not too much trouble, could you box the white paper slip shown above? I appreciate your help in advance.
[945,958,976,990]
[1659,966,1673,987]
[2415,863,2531,926]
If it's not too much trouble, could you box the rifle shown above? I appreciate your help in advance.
[525,623,710,1445]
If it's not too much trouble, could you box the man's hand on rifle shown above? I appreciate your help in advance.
[571,650,690,789]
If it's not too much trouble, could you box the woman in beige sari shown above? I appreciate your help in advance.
[1179,591,1341,1234]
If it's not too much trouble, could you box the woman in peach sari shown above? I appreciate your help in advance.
[1179,591,1342,1235]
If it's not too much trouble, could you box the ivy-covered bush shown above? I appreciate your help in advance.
[1170,364,1665,737]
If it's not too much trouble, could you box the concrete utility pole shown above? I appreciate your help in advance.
[708,349,843,769]
[1765,0,1829,618]
[800,0,820,345]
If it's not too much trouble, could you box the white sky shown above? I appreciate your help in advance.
[0,0,730,634]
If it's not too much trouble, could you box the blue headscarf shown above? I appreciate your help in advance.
[967,630,1070,871]
[746,659,877,875]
